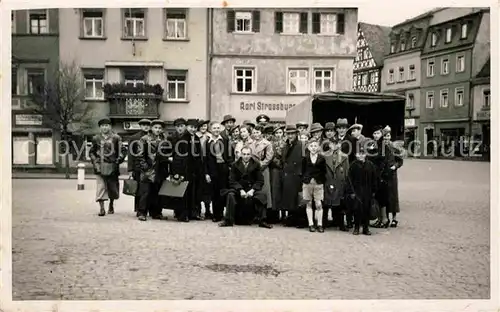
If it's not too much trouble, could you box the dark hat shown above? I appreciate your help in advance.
[336,118,349,128]
[264,125,275,134]
[309,123,324,133]
[221,114,236,124]
[173,118,187,126]
[348,123,363,132]
[151,119,165,127]
[243,120,256,128]
[187,118,198,126]
[382,125,391,136]
[273,124,285,133]
[229,125,240,134]
[138,118,151,126]
[372,125,384,133]
[98,118,111,126]
[197,119,210,129]
[256,114,270,123]
[296,121,309,128]
[324,122,336,130]
[285,125,299,133]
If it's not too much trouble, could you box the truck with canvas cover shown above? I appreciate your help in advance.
[285,91,406,140]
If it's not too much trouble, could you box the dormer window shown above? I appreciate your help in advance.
[431,32,437,47]
[445,27,452,43]
[461,23,468,39]
[400,40,406,51]
[390,43,396,53]
[411,36,417,48]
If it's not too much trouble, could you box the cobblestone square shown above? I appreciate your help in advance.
[11,159,490,300]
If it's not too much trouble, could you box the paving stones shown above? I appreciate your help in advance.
[11,159,490,299]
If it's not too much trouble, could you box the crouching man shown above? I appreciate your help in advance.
[219,147,272,229]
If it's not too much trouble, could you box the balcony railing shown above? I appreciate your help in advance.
[104,83,163,119]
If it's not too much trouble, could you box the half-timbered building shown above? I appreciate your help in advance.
[353,22,391,92]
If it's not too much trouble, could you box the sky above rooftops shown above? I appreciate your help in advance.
[358,5,435,26]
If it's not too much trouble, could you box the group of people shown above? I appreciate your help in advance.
[89,113,403,235]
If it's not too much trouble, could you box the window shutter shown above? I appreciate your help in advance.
[300,12,308,34]
[227,10,235,33]
[252,10,260,32]
[312,13,320,34]
[275,11,283,33]
[337,13,345,34]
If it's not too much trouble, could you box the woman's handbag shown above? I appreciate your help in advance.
[122,177,138,196]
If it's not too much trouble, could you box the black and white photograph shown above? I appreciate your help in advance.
[1,1,498,311]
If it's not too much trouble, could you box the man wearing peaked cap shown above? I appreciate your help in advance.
[138,118,151,126]
[186,118,199,136]
[150,119,165,127]
[256,114,270,124]
[173,118,187,126]
[98,117,111,126]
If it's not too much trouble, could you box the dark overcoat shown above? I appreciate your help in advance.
[127,130,148,175]
[270,138,286,210]
[228,158,267,206]
[383,142,403,214]
[281,138,304,211]
[89,132,126,175]
[323,149,349,207]
[136,133,170,183]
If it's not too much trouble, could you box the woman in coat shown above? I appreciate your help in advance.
[251,125,274,211]
[270,125,287,223]
[368,125,390,228]
[382,126,403,227]
[322,140,349,231]
[196,119,213,219]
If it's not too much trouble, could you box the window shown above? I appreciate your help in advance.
[234,11,252,33]
[234,67,255,93]
[36,135,53,165]
[370,71,378,84]
[483,89,490,108]
[431,32,437,46]
[320,13,337,34]
[287,68,309,94]
[398,67,405,82]
[123,68,146,87]
[283,13,300,34]
[455,88,464,106]
[426,91,434,109]
[352,74,358,88]
[166,9,187,39]
[408,64,416,80]
[456,55,465,72]
[356,75,361,87]
[12,68,18,95]
[400,40,406,51]
[411,36,417,48]
[461,23,468,39]
[440,89,449,108]
[26,68,45,95]
[83,69,104,100]
[361,74,368,86]
[388,69,394,83]
[445,27,452,43]
[407,93,415,108]
[166,70,187,100]
[390,44,395,53]
[441,58,449,75]
[82,10,103,38]
[29,10,48,34]
[427,59,435,77]
[356,51,362,61]
[314,69,333,93]
[363,49,369,59]
[124,9,145,38]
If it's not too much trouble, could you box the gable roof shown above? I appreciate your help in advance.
[476,57,490,78]
[359,22,392,66]
[393,8,445,27]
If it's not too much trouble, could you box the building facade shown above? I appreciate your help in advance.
[11,9,60,169]
[209,8,358,123]
[58,8,208,138]
[471,58,490,160]
[380,10,436,151]
[352,22,391,93]
[419,10,490,157]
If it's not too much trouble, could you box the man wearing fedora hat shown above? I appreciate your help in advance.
[309,123,324,141]
[281,125,305,227]
[221,114,236,139]
[127,118,151,215]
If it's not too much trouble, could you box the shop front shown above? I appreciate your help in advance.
[404,117,418,156]
[227,94,310,124]
[12,113,56,169]
[474,109,490,160]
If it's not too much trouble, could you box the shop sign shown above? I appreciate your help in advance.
[229,94,309,120]
[476,110,490,120]
[404,118,416,128]
[123,122,141,130]
[15,114,43,126]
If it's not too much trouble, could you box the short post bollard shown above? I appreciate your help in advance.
[77,163,85,190]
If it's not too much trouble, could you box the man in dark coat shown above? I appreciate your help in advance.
[187,118,203,220]
[221,114,236,139]
[127,118,151,215]
[219,147,272,229]
[89,118,127,216]
[204,122,232,222]
[256,114,270,126]
[281,125,305,227]
[336,118,350,155]
[136,120,170,221]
